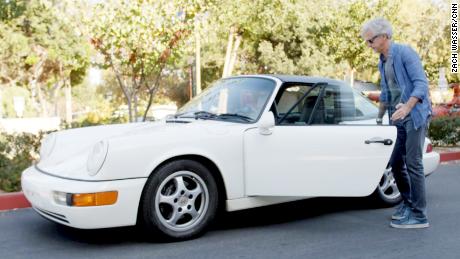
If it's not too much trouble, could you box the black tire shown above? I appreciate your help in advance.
[140,159,219,241]
[371,167,402,207]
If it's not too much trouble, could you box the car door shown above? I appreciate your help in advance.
[244,83,396,197]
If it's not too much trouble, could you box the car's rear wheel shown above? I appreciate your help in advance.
[372,167,402,206]
[140,160,219,241]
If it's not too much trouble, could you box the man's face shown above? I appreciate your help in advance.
[363,30,386,54]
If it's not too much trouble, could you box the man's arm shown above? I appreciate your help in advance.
[376,102,385,124]
[402,46,429,101]
[378,102,386,119]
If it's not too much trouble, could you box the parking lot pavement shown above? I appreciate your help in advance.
[0,164,459,259]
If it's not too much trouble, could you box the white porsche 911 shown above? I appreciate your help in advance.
[22,75,439,240]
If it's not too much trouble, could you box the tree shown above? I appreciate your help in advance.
[311,0,452,85]
[0,0,90,119]
[90,0,204,122]
[393,0,451,83]
[200,0,451,87]
[0,0,29,89]
[199,0,346,87]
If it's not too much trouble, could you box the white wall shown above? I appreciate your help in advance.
[0,117,61,134]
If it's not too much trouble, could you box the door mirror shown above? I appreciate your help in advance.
[258,111,275,135]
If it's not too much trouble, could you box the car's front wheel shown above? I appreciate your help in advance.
[372,167,402,206]
[140,160,219,241]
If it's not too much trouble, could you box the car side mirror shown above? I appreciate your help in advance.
[258,111,275,135]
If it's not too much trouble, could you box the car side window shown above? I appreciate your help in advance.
[319,85,355,124]
[276,83,378,125]
[351,90,379,121]
[276,84,322,125]
[312,85,379,125]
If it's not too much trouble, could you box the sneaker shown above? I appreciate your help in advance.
[392,204,410,220]
[390,216,429,229]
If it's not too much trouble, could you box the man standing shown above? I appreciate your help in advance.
[361,18,432,228]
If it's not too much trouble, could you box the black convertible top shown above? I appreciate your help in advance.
[230,74,348,86]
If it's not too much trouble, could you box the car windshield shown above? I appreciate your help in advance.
[176,77,276,123]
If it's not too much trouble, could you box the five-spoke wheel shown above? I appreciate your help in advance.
[140,160,219,241]
[373,167,402,206]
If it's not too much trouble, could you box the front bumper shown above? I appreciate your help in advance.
[21,166,147,229]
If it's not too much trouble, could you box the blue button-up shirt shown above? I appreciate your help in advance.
[378,42,432,129]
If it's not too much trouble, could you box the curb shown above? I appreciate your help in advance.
[0,192,31,211]
[440,151,460,162]
[1,151,460,212]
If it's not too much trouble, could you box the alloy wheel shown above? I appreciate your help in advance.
[154,171,209,232]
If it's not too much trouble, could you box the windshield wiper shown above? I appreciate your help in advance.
[175,111,253,122]
[174,111,212,119]
[173,111,193,118]
[218,113,253,122]
[193,111,219,120]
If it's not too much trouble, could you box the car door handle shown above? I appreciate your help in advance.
[365,138,393,145]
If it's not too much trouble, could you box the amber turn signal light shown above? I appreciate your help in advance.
[71,191,118,207]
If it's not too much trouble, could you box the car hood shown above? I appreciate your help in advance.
[36,119,248,180]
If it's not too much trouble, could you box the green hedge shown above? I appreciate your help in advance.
[428,116,460,146]
[0,132,44,192]
[61,112,128,129]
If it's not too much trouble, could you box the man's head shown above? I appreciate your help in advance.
[361,18,392,55]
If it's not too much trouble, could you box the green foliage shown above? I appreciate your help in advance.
[63,112,128,129]
[0,22,30,87]
[0,0,90,118]
[393,0,450,83]
[158,71,190,108]
[0,86,34,117]
[428,116,460,146]
[199,0,452,88]
[0,132,44,192]
[89,0,205,121]
[200,0,338,82]
[0,0,456,119]
[0,0,27,22]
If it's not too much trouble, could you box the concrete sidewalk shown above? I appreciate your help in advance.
[1,151,459,212]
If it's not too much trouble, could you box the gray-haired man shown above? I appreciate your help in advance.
[361,18,432,229]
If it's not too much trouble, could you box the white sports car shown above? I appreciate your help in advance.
[22,75,440,240]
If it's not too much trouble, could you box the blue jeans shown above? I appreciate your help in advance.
[389,117,428,220]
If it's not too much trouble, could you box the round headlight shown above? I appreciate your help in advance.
[87,140,109,176]
[39,133,57,161]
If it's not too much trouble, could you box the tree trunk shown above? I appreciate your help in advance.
[29,78,40,115]
[227,34,241,76]
[29,49,47,117]
[142,80,161,122]
[36,83,48,117]
[121,83,133,123]
[142,63,166,121]
[110,53,134,122]
[222,26,235,78]
[195,26,201,95]
[53,86,59,117]
[65,80,72,124]
[350,68,355,87]
[127,96,133,122]
[133,93,138,122]
[0,90,3,118]
[188,66,193,100]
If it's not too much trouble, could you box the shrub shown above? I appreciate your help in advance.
[61,112,128,129]
[0,132,44,192]
[428,116,460,146]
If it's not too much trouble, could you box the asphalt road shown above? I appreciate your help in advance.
[1,164,459,259]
